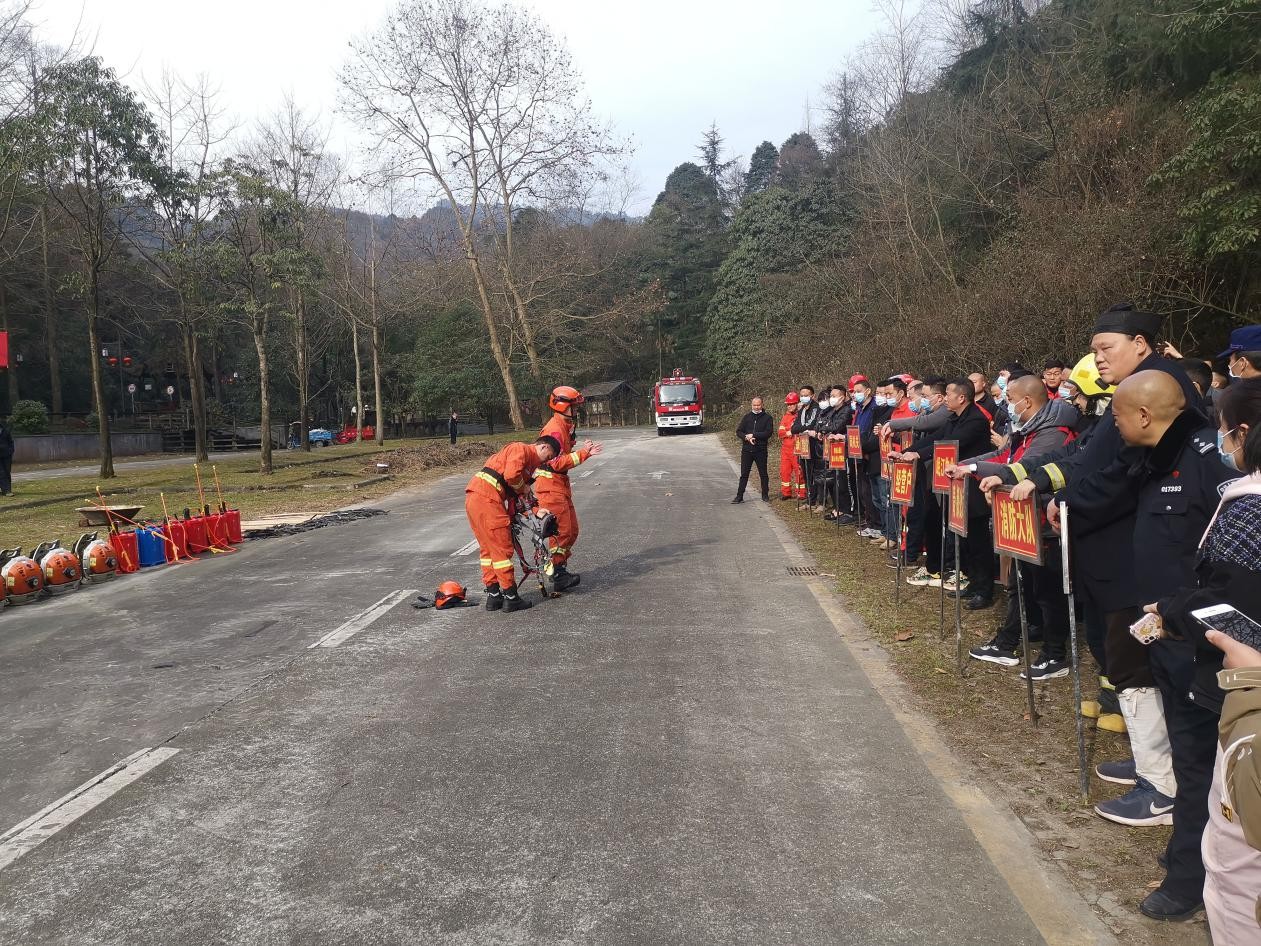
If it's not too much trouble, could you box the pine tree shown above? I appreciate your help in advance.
[744,141,779,196]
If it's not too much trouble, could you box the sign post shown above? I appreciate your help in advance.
[992,486,1044,725]
[932,441,959,640]
[846,426,862,526]
[890,459,916,604]
[828,438,847,528]
[793,434,810,512]
[948,474,969,673]
[1061,502,1089,802]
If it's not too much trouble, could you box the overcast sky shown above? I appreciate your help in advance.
[34,0,879,214]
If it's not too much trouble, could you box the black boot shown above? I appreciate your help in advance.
[551,563,581,593]
[502,585,532,612]
[484,583,503,611]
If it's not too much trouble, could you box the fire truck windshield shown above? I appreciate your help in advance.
[658,383,697,404]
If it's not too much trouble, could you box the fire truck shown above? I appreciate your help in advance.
[653,369,704,435]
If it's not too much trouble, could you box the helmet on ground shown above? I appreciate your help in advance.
[434,581,468,609]
[784,392,800,405]
[548,385,584,415]
[1069,352,1112,397]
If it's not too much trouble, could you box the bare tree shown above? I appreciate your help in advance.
[341,0,622,427]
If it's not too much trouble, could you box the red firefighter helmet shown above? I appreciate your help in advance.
[848,374,869,391]
[784,392,800,405]
[33,541,81,595]
[434,581,468,610]
[548,385,584,416]
[1,549,45,604]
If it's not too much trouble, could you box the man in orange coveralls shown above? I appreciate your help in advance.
[534,385,604,592]
[778,392,803,500]
[465,436,560,613]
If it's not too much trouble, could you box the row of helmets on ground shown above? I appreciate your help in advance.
[0,507,243,607]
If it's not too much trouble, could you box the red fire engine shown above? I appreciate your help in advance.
[653,369,704,435]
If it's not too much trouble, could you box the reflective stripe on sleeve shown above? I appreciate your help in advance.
[475,471,503,491]
[1009,463,1027,482]
[1045,463,1066,492]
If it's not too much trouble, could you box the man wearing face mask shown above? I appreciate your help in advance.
[962,376,1079,674]
[851,377,885,533]
[790,385,823,508]
[883,379,950,572]
[1220,325,1261,381]
[818,385,855,521]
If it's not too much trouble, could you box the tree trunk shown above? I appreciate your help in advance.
[181,307,209,462]
[371,319,385,447]
[211,341,224,403]
[350,316,364,444]
[295,288,310,452]
[1,281,17,412]
[467,253,524,428]
[39,206,61,417]
[87,271,114,479]
[253,323,273,475]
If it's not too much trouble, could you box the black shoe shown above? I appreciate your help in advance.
[550,564,580,593]
[761,495,770,502]
[969,639,1020,666]
[1138,888,1203,922]
[502,586,533,612]
[964,595,994,611]
[485,584,503,611]
[731,496,744,504]
[1020,654,1070,681]
[780,495,794,501]
[835,513,856,525]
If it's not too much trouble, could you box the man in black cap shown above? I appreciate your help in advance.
[1221,325,1261,381]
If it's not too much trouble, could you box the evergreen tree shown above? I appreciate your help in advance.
[744,141,779,196]
[776,132,824,190]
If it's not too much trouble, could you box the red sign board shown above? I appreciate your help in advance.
[890,460,916,506]
[897,430,913,450]
[992,487,1043,564]
[0,330,8,369]
[828,438,847,470]
[880,458,892,481]
[932,440,959,495]
[793,434,810,458]
[948,474,969,537]
[846,425,862,457]
[879,432,892,463]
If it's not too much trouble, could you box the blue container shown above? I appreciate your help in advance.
[136,527,167,568]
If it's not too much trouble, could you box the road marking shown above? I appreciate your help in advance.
[578,467,598,478]
[647,470,670,479]
[451,540,479,557]
[0,747,179,872]
[309,588,418,649]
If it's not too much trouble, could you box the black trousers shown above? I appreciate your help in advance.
[1149,639,1218,902]
[906,473,930,563]
[737,446,769,498]
[962,516,995,596]
[995,557,1070,659]
[0,452,10,494]
[449,431,457,444]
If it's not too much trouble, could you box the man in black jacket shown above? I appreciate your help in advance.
[732,397,774,503]
[894,378,995,607]
[0,416,13,496]
[790,385,823,507]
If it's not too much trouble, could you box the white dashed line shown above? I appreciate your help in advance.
[0,747,180,872]
[451,540,479,557]
[309,589,418,649]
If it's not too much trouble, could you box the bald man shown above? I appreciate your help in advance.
[1102,370,1235,919]
[956,374,1080,677]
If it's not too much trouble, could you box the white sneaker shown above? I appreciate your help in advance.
[940,570,961,592]
[906,567,935,587]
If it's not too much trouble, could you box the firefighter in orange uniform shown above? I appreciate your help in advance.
[465,435,560,613]
[535,385,604,592]
[778,392,803,500]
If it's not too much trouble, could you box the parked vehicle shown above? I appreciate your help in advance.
[653,369,704,435]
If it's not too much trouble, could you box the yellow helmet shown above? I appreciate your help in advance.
[1068,352,1112,397]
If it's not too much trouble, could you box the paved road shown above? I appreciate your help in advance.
[0,430,1110,944]
[12,449,263,481]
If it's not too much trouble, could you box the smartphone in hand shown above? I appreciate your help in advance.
[1129,612,1164,645]
[1191,604,1261,651]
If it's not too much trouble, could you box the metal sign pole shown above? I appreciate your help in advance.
[894,502,904,604]
[938,502,948,640]
[1061,503,1089,803]
[954,531,964,674]
[1015,561,1038,726]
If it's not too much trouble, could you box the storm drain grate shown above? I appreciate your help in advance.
[787,566,820,577]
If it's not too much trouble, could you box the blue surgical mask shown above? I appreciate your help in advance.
[997,376,1008,390]
[800,395,811,404]
[1058,386,1072,399]
[1218,429,1241,471]
[919,397,931,412]
[1006,401,1021,422]
[874,395,888,407]
[853,391,866,404]
[909,401,922,414]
